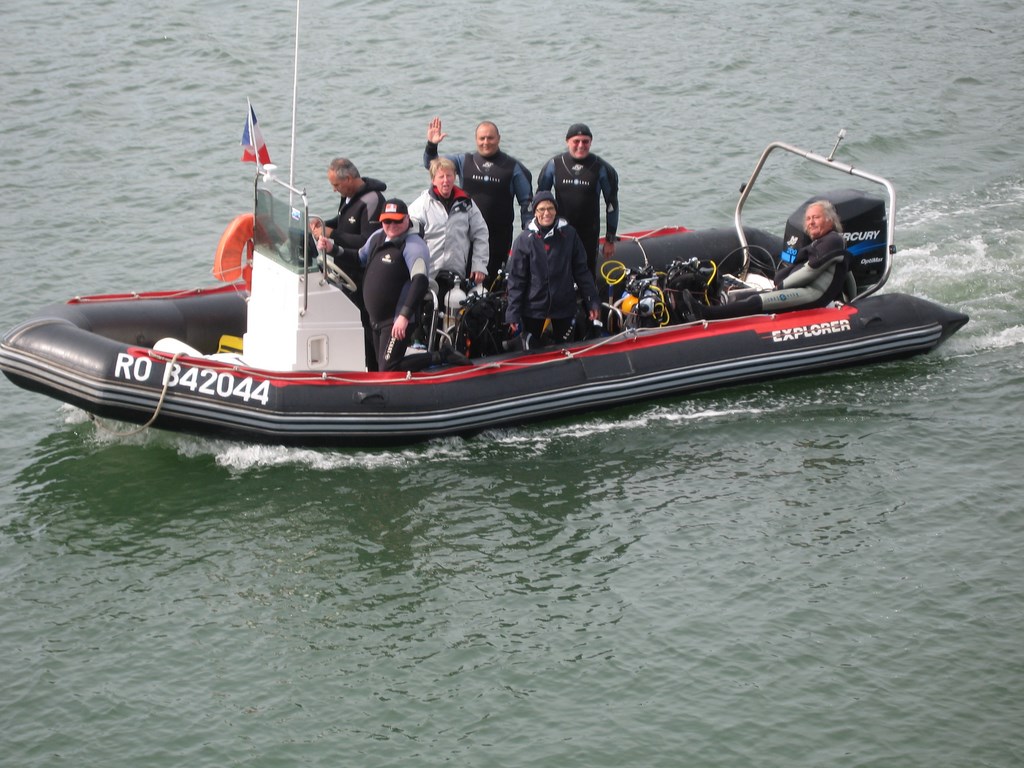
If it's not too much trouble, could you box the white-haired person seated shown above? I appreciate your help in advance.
[683,199,850,321]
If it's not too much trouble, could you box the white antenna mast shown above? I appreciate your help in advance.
[289,0,301,189]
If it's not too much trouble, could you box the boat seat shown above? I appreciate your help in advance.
[842,270,858,303]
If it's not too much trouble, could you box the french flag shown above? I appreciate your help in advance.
[240,101,271,165]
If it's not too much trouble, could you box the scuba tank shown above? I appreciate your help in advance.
[444,282,467,332]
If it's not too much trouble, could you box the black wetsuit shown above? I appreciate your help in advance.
[324,178,388,259]
[423,144,533,285]
[324,177,388,370]
[536,152,619,277]
[358,228,430,371]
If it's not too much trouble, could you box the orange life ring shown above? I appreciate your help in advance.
[212,213,254,288]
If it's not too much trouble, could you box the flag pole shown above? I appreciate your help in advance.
[246,98,259,173]
[289,0,301,190]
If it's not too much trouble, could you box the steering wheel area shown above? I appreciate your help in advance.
[322,254,358,293]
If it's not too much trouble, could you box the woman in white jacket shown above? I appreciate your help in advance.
[408,157,489,286]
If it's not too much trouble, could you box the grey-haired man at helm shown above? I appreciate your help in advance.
[314,157,388,370]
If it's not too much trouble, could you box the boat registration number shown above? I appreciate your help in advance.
[114,353,271,406]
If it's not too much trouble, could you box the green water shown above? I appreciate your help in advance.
[2,0,1023,765]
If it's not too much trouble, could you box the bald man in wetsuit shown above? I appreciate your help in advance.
[536,123,620,279]
[423,117,534,287]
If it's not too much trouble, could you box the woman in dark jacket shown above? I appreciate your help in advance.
[505,191,600,346]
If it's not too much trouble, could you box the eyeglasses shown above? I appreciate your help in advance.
[569,138,591,146]
[534,205,556,214]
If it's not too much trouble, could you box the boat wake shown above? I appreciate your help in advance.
[64,400,768,472]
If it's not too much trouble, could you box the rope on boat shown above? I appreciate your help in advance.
[70,286,232,304]
[85,324,704,436]
[90,352,184,437]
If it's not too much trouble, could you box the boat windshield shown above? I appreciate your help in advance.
[253,186,319,274]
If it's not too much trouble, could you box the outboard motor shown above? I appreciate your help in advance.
[783,188,887,292]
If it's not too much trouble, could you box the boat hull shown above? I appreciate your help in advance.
[0,284,968,446]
